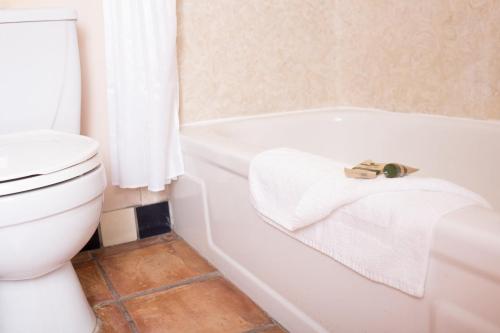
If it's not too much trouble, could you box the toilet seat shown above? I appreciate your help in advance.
[0,130,101,196]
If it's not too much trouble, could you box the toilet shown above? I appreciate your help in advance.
[0,8,105,333]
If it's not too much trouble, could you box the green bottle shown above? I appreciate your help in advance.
[383,163,418,178]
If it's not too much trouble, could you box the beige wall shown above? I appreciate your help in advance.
[335,0,500,120]
[1,0,498,211]
[177,0,337,123]
[178,0,500,121]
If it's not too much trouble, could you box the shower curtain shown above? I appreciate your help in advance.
[103,0,183,191]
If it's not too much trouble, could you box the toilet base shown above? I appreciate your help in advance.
[0,262,97,333]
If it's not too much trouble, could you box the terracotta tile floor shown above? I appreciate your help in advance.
[72,233,287,333]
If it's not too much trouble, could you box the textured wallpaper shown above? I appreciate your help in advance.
[177,0,337,123]
[178,0,500,122]
[336,0,500,120]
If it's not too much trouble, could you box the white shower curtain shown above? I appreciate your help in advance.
[102,0,183,191]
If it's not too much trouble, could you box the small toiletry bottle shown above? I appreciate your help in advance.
[383,163,418,178]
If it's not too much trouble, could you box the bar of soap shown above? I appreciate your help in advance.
[344,167,378,179]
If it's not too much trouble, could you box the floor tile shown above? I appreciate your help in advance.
[71,251,93,265]
[99,240,215,296]
[258,326,288,333]
[74,261,113,306]
[124,277,272,333]
[161,231,178,243]
[95,304,132,333]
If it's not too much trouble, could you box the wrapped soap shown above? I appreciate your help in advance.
[345,160,418,179]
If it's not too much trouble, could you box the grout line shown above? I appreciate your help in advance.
[102,204,141,214]
[118,271,222,303]
[116,302,139,333]
[92,299,118,308]
[241,323,282,333]
[133,206,140,241]
[93,258,140,333]
[271,319,289,333]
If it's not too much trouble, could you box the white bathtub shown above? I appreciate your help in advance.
[171,107,500,333]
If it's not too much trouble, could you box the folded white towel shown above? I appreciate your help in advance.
[296,173,490,227]
[249,148,490,296]
[249,148,345,231]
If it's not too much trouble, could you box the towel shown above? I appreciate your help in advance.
[249,148,490,296]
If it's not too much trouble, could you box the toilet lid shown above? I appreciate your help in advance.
[0,129,99,183]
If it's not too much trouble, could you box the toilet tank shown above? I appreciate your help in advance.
[0,8,81,135]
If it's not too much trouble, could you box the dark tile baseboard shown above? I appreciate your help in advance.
[136,201,171,239]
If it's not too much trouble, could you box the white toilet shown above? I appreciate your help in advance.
[0,9,106,333]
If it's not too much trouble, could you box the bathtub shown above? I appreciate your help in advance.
[171,107,500,333]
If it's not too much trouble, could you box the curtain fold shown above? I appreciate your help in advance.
[103,0,183,191]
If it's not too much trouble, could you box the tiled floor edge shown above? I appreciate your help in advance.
[75,234,288,332]
[271,320,289,333]
[92,232,179,258]
[241,323,281,333]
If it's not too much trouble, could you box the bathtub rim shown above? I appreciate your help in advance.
[181,106,500,128]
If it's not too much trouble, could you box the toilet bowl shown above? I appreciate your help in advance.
[0,9,107,332]
[0,130,106,333]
